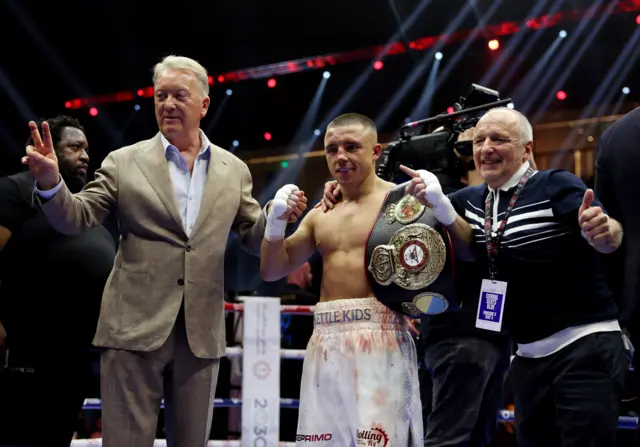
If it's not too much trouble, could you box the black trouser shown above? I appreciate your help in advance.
[511,331,626,447]
[0,346,95,447]
[420,337,510,447]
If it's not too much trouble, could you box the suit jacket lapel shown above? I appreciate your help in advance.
[190,145,229,236]
[134,134,186,235]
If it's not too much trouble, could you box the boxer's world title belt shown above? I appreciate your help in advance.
[365,182,457,317]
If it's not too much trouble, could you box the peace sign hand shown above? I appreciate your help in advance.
[21,121,60,190]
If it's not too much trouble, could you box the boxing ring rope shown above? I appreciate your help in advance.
[78,398,640,429]
[224,302,315,314]
[71,299,639,446]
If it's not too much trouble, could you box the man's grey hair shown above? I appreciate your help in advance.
[483,107,533,146]
[152,55,210,97]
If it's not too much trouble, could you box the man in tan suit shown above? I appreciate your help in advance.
[22,55,307,447]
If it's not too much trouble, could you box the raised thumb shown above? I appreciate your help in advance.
[580,189,594,214]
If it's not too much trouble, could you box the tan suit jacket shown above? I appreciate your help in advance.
[40,133,266,358]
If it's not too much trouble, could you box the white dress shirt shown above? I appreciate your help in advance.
[160,131,211,237]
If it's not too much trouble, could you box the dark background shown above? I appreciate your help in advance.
[1,0,639,177]
[2,0,640,443]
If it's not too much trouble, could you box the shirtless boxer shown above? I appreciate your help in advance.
[261,113,471,446]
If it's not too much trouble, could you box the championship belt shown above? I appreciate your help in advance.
[365,182,457,317]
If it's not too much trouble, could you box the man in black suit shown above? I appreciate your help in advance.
[594,107,640,378]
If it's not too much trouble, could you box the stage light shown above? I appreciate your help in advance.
[89,107,98,116]
[134,104,141,111]
[264,132,272,141]
[64,101,71,109]
[137,89,144,96]
[559,30,567,38]
[507,102,514,109]
[323,71,331,79]
[373,61,384,70]
[208,76,213,85]
[267,78,277,88]
[226,89,233,96]
[556,90,567,100]
[488,39,500,51]
[435,52,443,60]
[280,161,289,168]
[232,140,239,147]
[622,86,630,95]
[313,129,321,136]
[636,14,640,25]
[218,75,225,83]
[446,106,454,114]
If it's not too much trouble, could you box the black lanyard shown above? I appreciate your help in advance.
[484,166,534,280]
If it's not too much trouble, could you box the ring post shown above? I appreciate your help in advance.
[241,297,282,445]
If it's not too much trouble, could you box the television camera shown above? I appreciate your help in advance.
[376,83,514,193]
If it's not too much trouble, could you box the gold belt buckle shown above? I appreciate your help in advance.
[367,223,446,290]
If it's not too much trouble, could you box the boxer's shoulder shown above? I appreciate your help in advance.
[301,205,321,228]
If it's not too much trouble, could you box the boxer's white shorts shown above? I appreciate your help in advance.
[296,298,423,446]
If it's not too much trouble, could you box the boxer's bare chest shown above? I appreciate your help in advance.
[315,190,388,256]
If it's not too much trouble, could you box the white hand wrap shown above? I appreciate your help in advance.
[265,184,299,241]
[415,170,458,226]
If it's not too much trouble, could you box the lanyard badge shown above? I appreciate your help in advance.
[476,166,534,332]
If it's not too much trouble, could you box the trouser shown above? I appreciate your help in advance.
[0,346,94,447]
[420,337,510,447]
[100,308,220,447]
[511,331,626,447]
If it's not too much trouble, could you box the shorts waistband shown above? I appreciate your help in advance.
[313,298,404,329]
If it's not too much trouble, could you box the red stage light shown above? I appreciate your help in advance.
[267,78,277,88]
[264,132,272,141]
[373,61,384,70]
[64,101,71,109]
[62,4,640,110]
[137,89,144,96]
[488,39,500,51]
[447,106,455,114]
[556,90,567,100]
[89,107,98,116]
[208,76,214,85]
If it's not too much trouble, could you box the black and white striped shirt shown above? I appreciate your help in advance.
[448,164,617,345]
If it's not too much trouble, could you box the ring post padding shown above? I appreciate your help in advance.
[241,297,282,445]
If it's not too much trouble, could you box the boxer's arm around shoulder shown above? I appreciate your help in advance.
[232,163,267,256]
[37,151,119,235]
[260,208,317,282]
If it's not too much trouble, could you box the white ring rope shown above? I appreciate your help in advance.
[224,302,314,314]
[225,346,305,359]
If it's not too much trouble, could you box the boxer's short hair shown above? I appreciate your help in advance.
[327,113,377,135]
